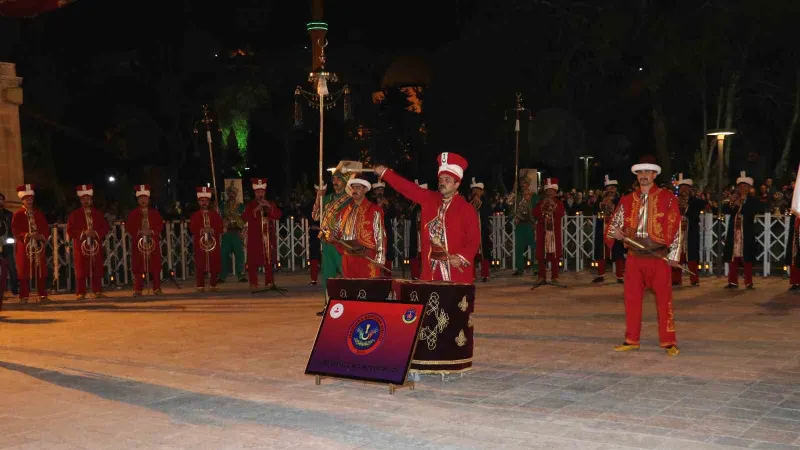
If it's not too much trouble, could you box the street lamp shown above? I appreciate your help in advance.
[108,176,115,183]
[579,155,594,191]
[707,128,736,276]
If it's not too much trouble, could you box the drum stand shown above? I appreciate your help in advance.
[314,375,415,395]
[252,265,288,296]
[161,270,182,289]
[530,279,567,290]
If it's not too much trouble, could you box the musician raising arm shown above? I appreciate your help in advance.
[10,184,50,303]
[67,184,110,300]
[242,178,282,290]
[532,178,566,284]
[126,185,165,296]
[374,152,480,284]
[190,187,223,292]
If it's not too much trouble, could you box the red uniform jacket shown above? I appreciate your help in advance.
[190,209,224,273]
[126,207,164,274]
[333,198,387,277]
[382,170,479,283]
[242,200,282,266]
[11,207,50,279]
[532,198,566,260]
[67,207,110,278]
[605,187,682,261]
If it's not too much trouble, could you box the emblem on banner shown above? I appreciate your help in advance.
[458,295,468,312]
[386,291,397,300]
[357,289,367,300]
[329,303,344,319]
[402,308,418,324]
[347,313,386,356]
[339,289,347,298]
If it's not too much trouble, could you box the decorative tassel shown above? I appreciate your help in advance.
[343,85,352,122]
[317,78,329,97]
[294,86,303,128]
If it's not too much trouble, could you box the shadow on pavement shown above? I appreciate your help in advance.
[0,317,62,324]
[0,360,435,446]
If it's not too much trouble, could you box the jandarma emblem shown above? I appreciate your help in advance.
[347,313,386,356]
[402,308,418,324]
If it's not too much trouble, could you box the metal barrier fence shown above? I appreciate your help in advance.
[9,212,794,292]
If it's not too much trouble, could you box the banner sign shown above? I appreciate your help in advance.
[305,299,424,385]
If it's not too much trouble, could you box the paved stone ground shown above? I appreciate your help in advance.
[1,270,799,449]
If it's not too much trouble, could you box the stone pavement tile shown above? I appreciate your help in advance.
[636,390,687,402]
[673,397,727,411]
[552,404,609,420]
[665,429,715,444]
[626,397,677,410]
[751,383,799,395]
[779,397,800,410]
[754,416,800,432]
[740,426,800,445]
[662,406,713,420]
[751,443,800,450]
[714,406,767,421]
[739,389,791,403]
[769,409,800,422]
[476,387,548,407]
[643,415,697,430]
[0,432,38,449]
[518,396,575,413]
[3,443,85,450]
[707,436,761,448]
[726,398,780,413]
[560,428,669,449]
[690,415,756,436]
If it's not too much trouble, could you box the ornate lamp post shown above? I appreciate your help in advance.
[504,93,533,218]
[707,128,736,276]
[194,105,222,211]
[294,34,351,215]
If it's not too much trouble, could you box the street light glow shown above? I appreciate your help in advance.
[108,176,115,182]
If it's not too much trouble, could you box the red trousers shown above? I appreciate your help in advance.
[77,276,102,295]
[248,264,274,287]
[622,254,677,348]
[342,254,381,278]
[473,257,490,280]
[134,272,161,291]
[310,259,319,282]
[410,257,421,279]
[19,277,47,299]
[791,267,800,285]
[195,272,218,288]
[537,253,559,280]
[671,255,699,285]
[597,259,625,279]
[727,257,753,285]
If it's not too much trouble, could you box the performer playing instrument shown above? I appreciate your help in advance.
[313,161,359,315]
[66,184,110,299]
[723,172,764,289]
[375,152,480,284]
[470,177,493,282]
[407,179,427,280]
[190,187,223,292]
[672,174,708,286]
[220,185,247,283]
[506,169,539,275]
[10,184,50,303]
[532,178,566,284]
[242,178,282,289]
[326,174,387,278]
[592,175,625,284]
[126,185,164,296]
[607,155,681,356]
[371,178,395,275]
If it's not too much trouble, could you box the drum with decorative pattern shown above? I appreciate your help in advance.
[391,280,475,375]
[326,278,394,301]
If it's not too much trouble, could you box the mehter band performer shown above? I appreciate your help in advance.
[329,174,386,278]
[788,213,799,291]
[375,152,480,283]
[507,169,539,275]
[371,178,394,275]
[532,177,566,285]
[220,185,247,283]
[127,184,164,296]
[67,184,109,299]
[11,184,50,303]
[470,177,492,282]
[672,173,707,286]
[190,187,223,292]
[607,155,681,357]
[243,178,282,289]
[723,171,763,289]
[593,175,625,284]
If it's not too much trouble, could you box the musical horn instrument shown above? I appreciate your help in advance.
[199,210,217,278]
[81,207,100,285]
[137,207,155,289]
[25,208,45,292]
[340,167,376,174]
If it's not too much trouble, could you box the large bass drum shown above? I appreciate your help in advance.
[391,280,475,375]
